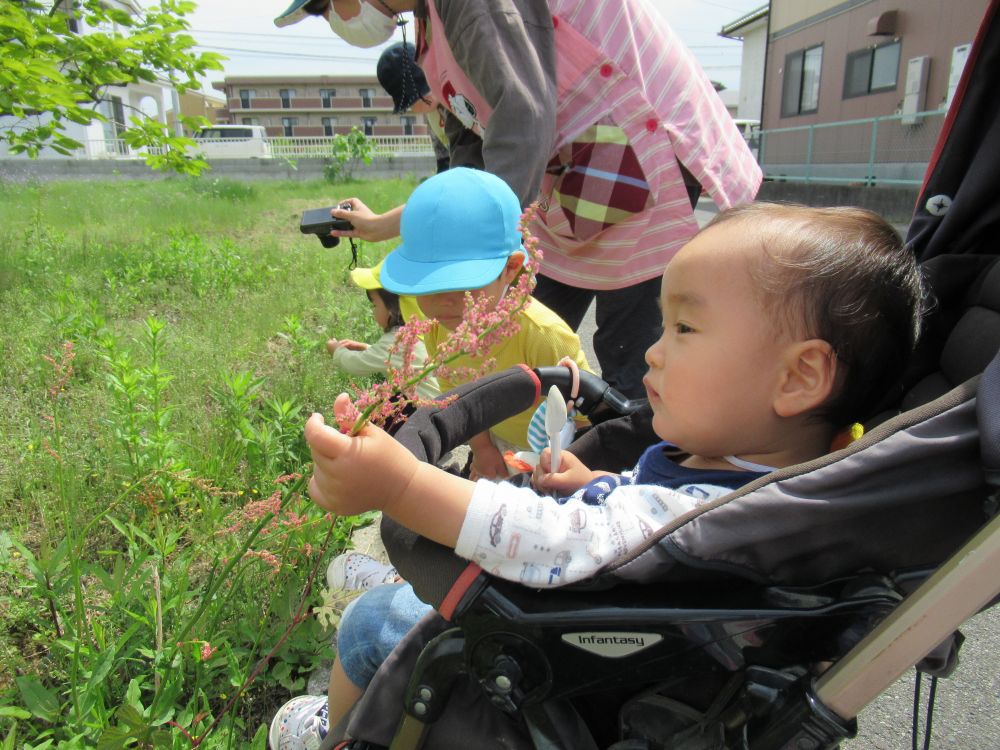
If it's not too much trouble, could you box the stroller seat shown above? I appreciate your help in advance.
[326,253,1000,750]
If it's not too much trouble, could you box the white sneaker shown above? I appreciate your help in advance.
[326,551,397,592]
[269,695,329,750]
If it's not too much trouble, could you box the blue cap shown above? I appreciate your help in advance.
[380,168,525,295]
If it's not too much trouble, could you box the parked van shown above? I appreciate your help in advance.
[193,125,272,159]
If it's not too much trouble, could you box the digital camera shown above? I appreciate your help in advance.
[300,202,355,248]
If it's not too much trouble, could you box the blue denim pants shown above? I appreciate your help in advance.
[337,582,432,689]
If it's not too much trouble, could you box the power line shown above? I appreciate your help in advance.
[194,44,383,63]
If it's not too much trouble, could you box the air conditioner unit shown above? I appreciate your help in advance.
[901,55,930,125]
[947,44,972,108]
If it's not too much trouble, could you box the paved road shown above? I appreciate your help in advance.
[576,199,999,748]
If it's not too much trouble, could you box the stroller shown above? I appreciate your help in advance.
[323,3,1000,747]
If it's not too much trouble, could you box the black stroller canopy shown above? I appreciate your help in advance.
[908,0,1000,262]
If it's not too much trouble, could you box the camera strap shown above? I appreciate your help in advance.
[348,238,359,270]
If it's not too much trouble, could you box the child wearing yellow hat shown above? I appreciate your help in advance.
[326,260,438,400]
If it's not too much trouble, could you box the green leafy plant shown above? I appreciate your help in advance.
[324,127,375,183]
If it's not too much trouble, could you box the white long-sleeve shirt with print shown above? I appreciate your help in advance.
[455,476,734,589]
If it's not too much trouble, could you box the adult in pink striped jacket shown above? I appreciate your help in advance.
[277,0,763,399]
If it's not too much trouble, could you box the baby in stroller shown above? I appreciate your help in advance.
[269,201,926,749]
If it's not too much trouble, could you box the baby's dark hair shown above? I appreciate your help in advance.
[369,288,404,331]
[706,202,925,426]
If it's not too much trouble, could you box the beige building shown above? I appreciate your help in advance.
[169,90,227,131]
[765,0,985,127]
[758,0,987,182]
[211,75,429,138]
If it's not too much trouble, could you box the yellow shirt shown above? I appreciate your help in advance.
[425,298,592,449]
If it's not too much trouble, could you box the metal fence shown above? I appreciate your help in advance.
[758,108,947,186]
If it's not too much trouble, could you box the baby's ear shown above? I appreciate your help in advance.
[773,339,838,418]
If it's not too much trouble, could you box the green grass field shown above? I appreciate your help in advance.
[0,176,418,749]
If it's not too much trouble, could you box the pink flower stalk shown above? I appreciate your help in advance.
[345,204,543,435]
[243,549,282,573]
[217,490,282,535]
[200,641,218,660]
[42,341,76,400]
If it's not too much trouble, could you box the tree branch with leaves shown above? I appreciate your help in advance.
[0,0,225,174]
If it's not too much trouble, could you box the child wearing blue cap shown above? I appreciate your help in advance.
[379,166,592,480]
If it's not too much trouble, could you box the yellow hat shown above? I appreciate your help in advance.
[349,260,384,290]
[348,260,425,323]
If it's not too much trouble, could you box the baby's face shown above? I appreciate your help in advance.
[643,222,791,457]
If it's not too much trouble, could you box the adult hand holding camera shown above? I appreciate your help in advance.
[331,198,403,242]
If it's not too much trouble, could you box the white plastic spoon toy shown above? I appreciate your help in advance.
[545,384,568,473]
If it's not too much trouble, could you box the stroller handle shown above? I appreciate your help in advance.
[532,366,644,419]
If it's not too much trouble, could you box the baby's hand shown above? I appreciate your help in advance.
[305,394,419,517]
[469,441,508,481]
[532,449,597,494]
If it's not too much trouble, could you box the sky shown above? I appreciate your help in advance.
[182,0,767,99]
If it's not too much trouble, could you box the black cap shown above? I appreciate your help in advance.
[376,42,430,114]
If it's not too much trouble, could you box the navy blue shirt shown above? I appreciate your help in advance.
[573,441,767,506]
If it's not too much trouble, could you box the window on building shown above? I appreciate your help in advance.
[279,89,295,109]
[401,116,416,135]
[239,89,256,109]
[281,117,298,137]
[844,41,902,98]
[360,88,375,108]
[320,88,336,108]
[241,117,260,126]
[362,117,377,136]
[99,96,127,153]
[322,117,337,136]
[781,45,823,117]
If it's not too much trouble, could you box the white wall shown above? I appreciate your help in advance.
[736,20,767,121]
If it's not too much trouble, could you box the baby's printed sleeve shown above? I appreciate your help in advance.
[455,480,701,588]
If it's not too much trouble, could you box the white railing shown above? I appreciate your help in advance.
[267,135,434,158]
[64,134,436,160]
